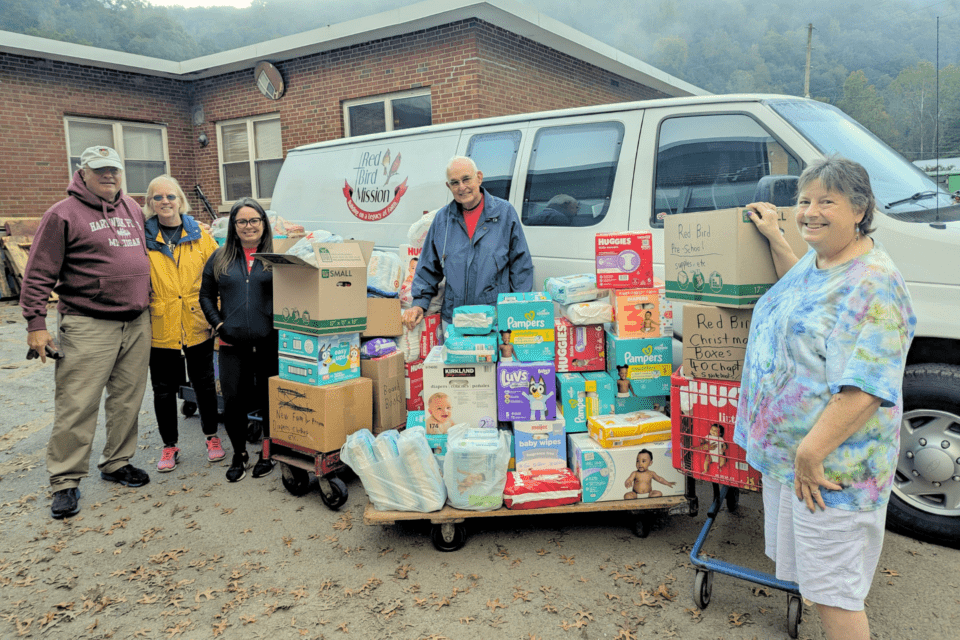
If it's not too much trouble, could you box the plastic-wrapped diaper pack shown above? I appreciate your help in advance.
[443,425,510,511]
[360,337,397,359]
[341,427,446,512]
[367,250,403,298]
[443,325,498,363]
[544,274,601,304]
[556,300,614,325]
[285,230,344,265]
[452,305,496,335]
[398,320,424,363]
[407,209,439,248]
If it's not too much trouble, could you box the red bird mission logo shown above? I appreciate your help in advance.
[342,149,408,221]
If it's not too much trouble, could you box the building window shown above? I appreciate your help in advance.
[344,90,431,137]
[64,117,168,195]
[217,114,282,202]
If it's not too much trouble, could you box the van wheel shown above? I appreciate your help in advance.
[888,364,960,547]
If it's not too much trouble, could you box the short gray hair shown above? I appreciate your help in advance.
[445,156,478,178]
[797,155,876,235]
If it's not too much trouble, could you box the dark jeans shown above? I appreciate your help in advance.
[218,334,278,457]
[149,340,219,446]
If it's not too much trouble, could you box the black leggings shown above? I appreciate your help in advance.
[218,335,278,457]
[149,340,219,446]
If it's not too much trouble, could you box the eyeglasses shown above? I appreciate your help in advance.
[92,167,121,176]
[235,218,263,227]
[447,175,475,188]
[152,194,178,202]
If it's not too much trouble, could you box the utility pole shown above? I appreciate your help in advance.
[804,23,813,98]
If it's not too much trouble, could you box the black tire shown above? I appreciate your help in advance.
[692,570,712,609]
[786,595,803,639]
[181,401,197,417]
[279,463,312,497]
[632,515,651,538]
[888,364,960,547]
[246,419,262,444]
[726,487,740,513]
[318,477,348,510]
[431,523,467,552]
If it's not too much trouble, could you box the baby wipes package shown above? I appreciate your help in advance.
[513,419,566,474]
[444,325,499,363]
[277,331,360,387]
[544,274,601,304]
[555,300,614,325]
[496,292,555,362]
[587,410,671,448]
[452,305,496,335]
[496,361,556,421]
[367,250,403,297]
[443,425,511,511]
[568,433,683,502]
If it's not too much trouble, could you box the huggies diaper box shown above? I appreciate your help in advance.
[587,410,671,448]
[513,419,566,474]
[595,231,653,289]
[554,317,605,373]
[606,330,672,397]
[496,292,555,362]
[422,346,497,430]
[568,434,683,503]
[278,331,361,386]
[405,359,424,411]
[497,361,557,421]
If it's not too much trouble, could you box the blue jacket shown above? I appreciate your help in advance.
[412,188,534,323]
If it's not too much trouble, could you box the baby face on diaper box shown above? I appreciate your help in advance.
[606,330,672,397]
[422,346,498,432]
[568,433,683,502]
[497,292,555,362]
[497,361,557,422]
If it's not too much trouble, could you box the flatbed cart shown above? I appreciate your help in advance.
[263,437,349,510]
[363,476,698,551]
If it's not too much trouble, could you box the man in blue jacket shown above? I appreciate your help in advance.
[402,156,534,328]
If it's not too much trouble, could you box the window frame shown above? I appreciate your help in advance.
[342,88,432,137]
[63,116,170,197]
[215,113,282,207]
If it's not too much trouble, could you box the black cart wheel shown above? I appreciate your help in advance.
[787,595,803,638]
[318,476,348,510]
[431,523,467,552]
[279,463,312,496]
[632,515,651,538]
[693,570,713,609]
[181,401,197,417]
[726,487,740,513]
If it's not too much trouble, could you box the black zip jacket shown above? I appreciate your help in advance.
[199,249,273,345]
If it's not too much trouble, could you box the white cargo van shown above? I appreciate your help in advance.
[271,94,960,546]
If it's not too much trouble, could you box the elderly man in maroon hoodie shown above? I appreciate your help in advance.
[21,146,153,520]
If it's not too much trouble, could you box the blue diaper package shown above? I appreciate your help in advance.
[544,274,601,304]
[443,425,510,511]
[496,291,555,362]
[452,305,496,335]
[443,324,498,363]
[361,337,397,359]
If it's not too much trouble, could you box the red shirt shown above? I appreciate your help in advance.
[462,194,484,240]
[243,246,257,272]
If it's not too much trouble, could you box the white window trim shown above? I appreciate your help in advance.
[215,113,281,206]
[63,116,169,196]
[343,88,431,137]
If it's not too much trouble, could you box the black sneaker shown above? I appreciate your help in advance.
[252,453,275,479]
[100,464,150,488]
[226,452,249,483]
[51,487,81,519]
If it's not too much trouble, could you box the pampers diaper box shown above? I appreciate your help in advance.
[556,371,616,433]
[608,284,673,339]
[497,361,556,422]
[595,231,654,290]
[568,433,684,502]
[554,317,605,373]
[497,292,555,362]
[606,330,672,397]
[513,419,566,474]
[422,346,497,430]
[278,331,361,387]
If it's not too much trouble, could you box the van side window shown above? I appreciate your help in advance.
[522,122,624,227]
[652,115,801,227]
[467,131,521,200]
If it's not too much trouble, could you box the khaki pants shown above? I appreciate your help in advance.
[47,312,151,490]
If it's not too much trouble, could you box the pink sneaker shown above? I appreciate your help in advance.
[158,446,180,472]
[206,437,226,462]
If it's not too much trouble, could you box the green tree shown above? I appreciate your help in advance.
[837,70,898,147]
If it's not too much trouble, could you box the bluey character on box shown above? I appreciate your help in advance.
[624,448,676,499]
[522,376,554,420]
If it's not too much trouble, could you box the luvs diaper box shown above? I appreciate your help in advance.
[422,346,497,432]
[554,317,605,373]
[513,419,566,474]
[595,231,654,289]
[568,433,684,503]
[497,361,556,421]
[277,331,361,387]
[496,292,555,362]
[606,330,672,397]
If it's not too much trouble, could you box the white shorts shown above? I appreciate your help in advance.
[762,475,886,611]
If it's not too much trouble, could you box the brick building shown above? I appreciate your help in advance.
[0,0,702,220]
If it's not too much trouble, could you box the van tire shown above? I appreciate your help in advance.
[887,363,960,547]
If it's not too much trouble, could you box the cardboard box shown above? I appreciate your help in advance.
[405,359,425,411]
[609,285,673,338]
[554,317,605,373]
[664,207,807,308]
[496,292,555,362]
[681,304,753,381]
[595,231,654,289]
[587,410,671,448]
[422,346,497,430]
[257,242,368,335]
[268,376,372,452]
[568,434,683,502]
[605,330,672,397]
[362,297,403,338]
[361,350,407,433]
[277,331,361,387]
[497,361,557,421]
[513,419,566,474]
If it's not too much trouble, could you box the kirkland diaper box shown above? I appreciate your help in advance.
[405,359,425,411]
[606,330,672,397]
[568,433,683,503]
[681,304,752,382]
[422,346,498,430]
[664,207,808,308]
[360,350,406,434]
[513,419,566,474]
[595,231,654,289]
[268,376,372,452]
[497,361,557,421]
[608,284,673,339]
[277,331,361,387]
[496,292,555,362]
[556,371,616,433]
[554,317,605,373]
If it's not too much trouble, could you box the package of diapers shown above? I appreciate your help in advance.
[443,325,498,363]
[285,230,344,266]
[503,468,581,510]
[360,337,397,359]
[443,425,510,511]
[452,305,496,335]
[407,209,439,248]
[367,250,403,298]
[556,300,613,325]
[341,427,446,512]
[544,274,601,304]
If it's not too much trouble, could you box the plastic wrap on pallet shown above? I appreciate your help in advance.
[442,424,510,511]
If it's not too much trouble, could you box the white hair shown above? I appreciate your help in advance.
[445,156,478,177]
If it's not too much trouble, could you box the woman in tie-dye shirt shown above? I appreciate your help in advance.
[734,157,915,640]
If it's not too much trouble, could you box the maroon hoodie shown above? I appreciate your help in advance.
[20,170,151,332]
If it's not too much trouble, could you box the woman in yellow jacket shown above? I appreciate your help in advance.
[144,175,223,472]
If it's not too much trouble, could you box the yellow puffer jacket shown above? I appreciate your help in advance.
[146,214,220,350]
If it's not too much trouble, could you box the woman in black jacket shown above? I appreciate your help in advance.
[199,198,277,482]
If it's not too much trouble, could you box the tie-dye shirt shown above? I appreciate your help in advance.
[733,242,915,512]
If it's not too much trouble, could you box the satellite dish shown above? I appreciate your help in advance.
[254,61,284,100]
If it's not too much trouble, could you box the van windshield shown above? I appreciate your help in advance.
[768,99,960,224]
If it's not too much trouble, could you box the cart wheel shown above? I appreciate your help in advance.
[246,420,262,444]
[632,515,651,538]
[726,487,740,513]
[787,595,803,639]
[279,463,312,497]
[181,401,197,417]
[693,570,713,609]
[431,523,467,552]
[318,476,348,510]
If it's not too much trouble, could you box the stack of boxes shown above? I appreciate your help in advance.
[397,243,443,413]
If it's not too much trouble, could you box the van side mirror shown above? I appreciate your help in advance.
[753,175,798,207]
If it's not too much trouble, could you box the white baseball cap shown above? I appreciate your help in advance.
[80,146,123,170]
